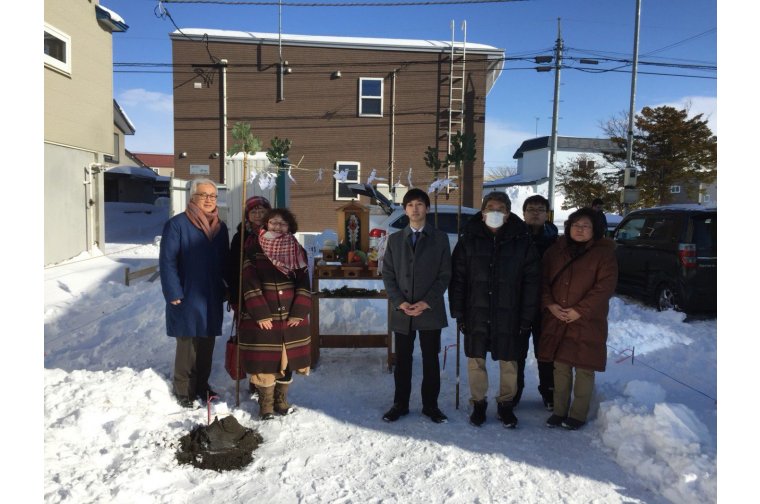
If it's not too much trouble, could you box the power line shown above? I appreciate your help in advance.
[162,0,528,7]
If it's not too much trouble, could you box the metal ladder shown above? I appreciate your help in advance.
[445,21,467,188]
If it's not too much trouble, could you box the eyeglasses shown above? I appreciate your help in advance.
[194,193,218,200]
[268,220,289,228]
[571,223,593,230]
[524,207,547,214]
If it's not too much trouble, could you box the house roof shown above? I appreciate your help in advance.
[171,29,505,93]
[130,153,175,169]
[512,136,622,159]
[113,100,135,135]
[106,165,170,182]
[95,4,128,33]
[483,173,549,188]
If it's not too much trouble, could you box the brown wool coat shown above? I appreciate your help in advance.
[238,239,312,375]
[537,236,618,372]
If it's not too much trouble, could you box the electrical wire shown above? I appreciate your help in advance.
[161,0,528,7]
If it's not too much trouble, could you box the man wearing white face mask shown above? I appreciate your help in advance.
[449,192,541,428]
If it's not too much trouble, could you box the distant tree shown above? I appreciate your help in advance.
[602,105,717,208]
[484,165,518,181]
[556,154,620,212]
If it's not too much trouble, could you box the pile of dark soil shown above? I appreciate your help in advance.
[176,415,263,471]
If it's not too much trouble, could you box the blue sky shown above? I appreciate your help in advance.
[106,0,716,172]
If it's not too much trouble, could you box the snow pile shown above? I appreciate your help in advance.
[607,297,694,356]
[597,381,716,504]
[42,203,718,503]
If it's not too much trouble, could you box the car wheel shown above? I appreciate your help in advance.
[655,283,680,312]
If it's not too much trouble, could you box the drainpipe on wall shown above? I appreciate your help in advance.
[84,163,104,253]
[389,70,397,193]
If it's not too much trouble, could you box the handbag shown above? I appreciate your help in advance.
[224,315,246,380]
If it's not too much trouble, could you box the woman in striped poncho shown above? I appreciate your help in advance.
[239,208,312,420]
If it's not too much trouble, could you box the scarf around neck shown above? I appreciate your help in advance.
[185,200,221,241]
[258,229,308,277]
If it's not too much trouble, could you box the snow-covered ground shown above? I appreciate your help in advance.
[41,202,719,503]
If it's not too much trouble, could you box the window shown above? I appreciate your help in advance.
[104,134,120,163]
[614,217,646,241]
[44,24,71,74]
[335,162,361,201]
[359,78,383,117]
[669,185,681,194]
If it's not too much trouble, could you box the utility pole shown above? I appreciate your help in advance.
[220,59,228,184]
[622,0,642,215]
[547,18,562,223]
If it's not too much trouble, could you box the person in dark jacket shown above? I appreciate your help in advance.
[538,207,617,430]
[238,208,311,420]
[382,188,452,424]
[591,198,608,235]
[159,178,229,408]
[514,195,558,410]
[449,192,541,428]
[226,195,272,311]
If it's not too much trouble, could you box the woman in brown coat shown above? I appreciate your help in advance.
[239,208,312,420]
[538,207,617,430]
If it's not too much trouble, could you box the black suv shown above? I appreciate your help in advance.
[612,205,717,313]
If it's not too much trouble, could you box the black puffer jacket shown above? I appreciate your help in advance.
[449,212,541,361]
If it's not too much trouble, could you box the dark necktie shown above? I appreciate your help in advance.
[412,231,421,250]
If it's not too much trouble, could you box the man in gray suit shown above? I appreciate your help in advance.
[381,188,452,424]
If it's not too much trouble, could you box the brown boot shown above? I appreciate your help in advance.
[257,384,275,420]
[274,382,294,415]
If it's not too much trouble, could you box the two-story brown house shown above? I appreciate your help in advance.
[171,29,503,231]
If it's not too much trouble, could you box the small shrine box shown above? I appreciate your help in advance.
[336,201,369,252]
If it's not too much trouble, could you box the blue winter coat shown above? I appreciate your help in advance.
[159,212,229,337]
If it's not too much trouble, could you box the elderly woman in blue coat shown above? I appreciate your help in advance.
[159,178,229,408]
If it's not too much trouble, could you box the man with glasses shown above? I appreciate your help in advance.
[514,195,559,411]
[160,178,229,408]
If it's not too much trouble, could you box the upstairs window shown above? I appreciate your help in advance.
[335,161,360,201]
[669,185,681,194]
[359,78,383,117]
[44,24,71,75]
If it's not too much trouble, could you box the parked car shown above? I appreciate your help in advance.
[348,183,479,250]
[612,204,717,313]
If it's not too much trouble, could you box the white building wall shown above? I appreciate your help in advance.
[44,143,104,265]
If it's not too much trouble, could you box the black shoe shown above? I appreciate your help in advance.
[561,417,585,430]
[546,414,565,428]
[422,406,448,424]
[176,395,194,409]
[261,412,275,421]
[469,399,487,427]
[496,401,518,428]
[382,404,409,422]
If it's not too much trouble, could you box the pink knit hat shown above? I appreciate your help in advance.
[245,196,271,215]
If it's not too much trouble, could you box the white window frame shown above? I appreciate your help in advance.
[358,78,383,117]
[334,161,361,201]
[44,23,71,75]
[105,133,120,163]
[669,185,681,194]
